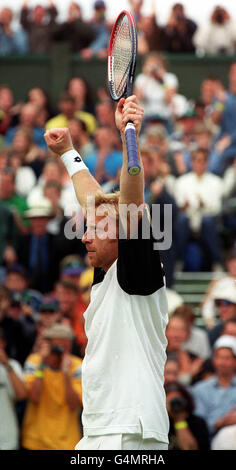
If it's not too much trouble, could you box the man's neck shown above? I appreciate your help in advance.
[218,373,235,388]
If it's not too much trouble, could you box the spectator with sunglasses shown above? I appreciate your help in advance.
[208,287,236,348]
[191,335,236,442]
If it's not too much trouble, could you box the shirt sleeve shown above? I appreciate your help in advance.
[117,208,165,295]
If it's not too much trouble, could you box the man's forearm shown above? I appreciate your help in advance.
[119,132,144,207]
[72,169,102,209]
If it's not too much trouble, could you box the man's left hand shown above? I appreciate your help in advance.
[115,95,144,136]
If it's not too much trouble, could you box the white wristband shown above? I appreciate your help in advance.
[60,149,88,178]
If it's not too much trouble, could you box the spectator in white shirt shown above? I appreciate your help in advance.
[0,327,26,449]
[193,6,236,55]
[134,52,189,133]
[174,148,223,269]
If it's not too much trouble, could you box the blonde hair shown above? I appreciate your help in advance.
[86,190,120,220]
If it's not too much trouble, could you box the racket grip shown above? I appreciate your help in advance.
[125,123,141,175]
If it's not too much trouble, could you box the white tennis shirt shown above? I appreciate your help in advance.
[81,216,169,444]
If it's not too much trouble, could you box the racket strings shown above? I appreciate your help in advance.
[112,17,133,97]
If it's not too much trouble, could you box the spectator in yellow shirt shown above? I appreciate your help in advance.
[45,92,97,136]
[21,323,83,450]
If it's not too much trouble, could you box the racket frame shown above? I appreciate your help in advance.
[107,10,140,175]
[108,10,137,102]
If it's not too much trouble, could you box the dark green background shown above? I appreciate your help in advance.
[0,43,235,111]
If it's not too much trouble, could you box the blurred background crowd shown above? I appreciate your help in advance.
[1,0,236,56]
[0,0,236,452]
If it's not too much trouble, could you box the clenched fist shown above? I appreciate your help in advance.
[44,128,74,156]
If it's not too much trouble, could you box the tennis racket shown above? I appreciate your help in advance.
[108,10,140,175]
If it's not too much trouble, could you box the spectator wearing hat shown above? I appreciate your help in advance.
[81,1,109,60]
[32,296,61,354]
[59,254,86,286]
[191,335,236,442]
[5,263,42,313]
[0,327,26,449]
[32,294,83,360]
[207,286,236,347]
[22,323,82,450]
[202,246,236,328]
[17,197,58,293]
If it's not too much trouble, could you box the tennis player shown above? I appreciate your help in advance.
[44,95,169,450]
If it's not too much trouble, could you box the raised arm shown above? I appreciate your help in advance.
[44,128,101,208]
[115,95,144,207]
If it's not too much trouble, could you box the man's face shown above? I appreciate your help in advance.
[5,273,27,292]
[223,322,236,338]
[33,6,45,24]
[164,360,180,384]
[39,311,60,328]
[201,79,216,105]
[56,285,78,316]
[30,217,50,236]
[96,103,114,125]
[166,317,189,350]
[82,214,118,271]
[213,348,236,376]
[192,152,207,176]
[95,128,113,148]
[43,162,61,183]
[215,300,236,321]
[195,131,211,150]
[20,105,37,127]
[0,8,13,26]
[59,100,75,119]
[0,87,13,111]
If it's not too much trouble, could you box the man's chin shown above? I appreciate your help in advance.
[87,253,99,267]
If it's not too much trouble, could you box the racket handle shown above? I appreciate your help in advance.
[125,123,141,175]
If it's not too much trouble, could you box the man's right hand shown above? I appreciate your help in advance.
[44,128,74,156]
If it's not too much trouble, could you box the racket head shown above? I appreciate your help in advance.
[108,10,137,102]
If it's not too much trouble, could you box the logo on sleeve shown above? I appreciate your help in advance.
[74,156,82,163]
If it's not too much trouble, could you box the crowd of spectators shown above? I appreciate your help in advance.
[1,2,236,57]
[0,0,236,453]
